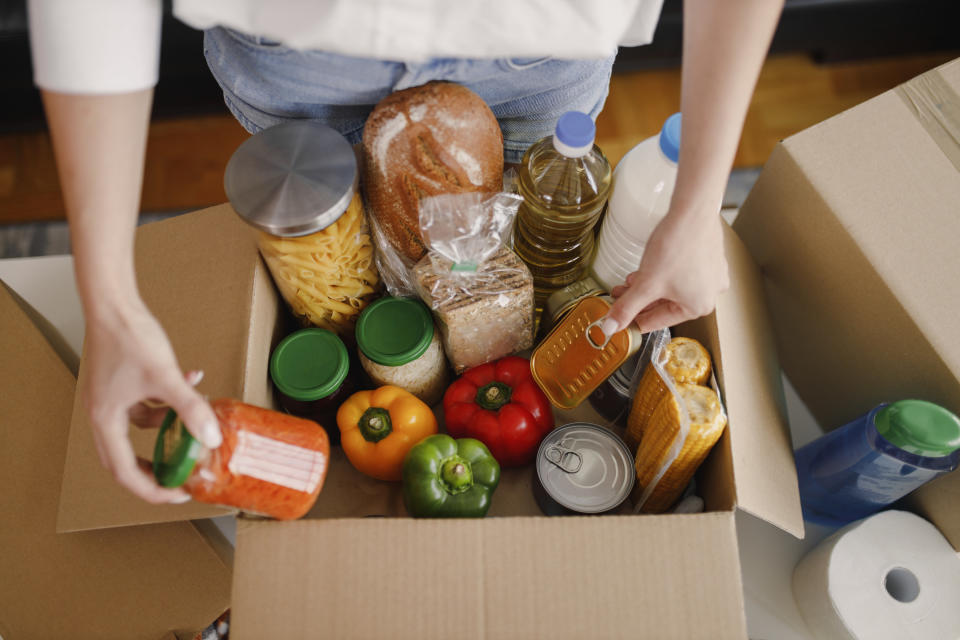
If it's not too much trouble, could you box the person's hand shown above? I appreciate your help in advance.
[602,210,729,335]
[81,300,222,503]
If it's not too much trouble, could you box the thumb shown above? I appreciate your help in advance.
[159,373,222,449]
[602,278,659,336]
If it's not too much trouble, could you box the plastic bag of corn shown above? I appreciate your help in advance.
[630,335,728,514]
[624,336,713,451]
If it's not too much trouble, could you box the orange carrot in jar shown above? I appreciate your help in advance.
[154,398,330,520]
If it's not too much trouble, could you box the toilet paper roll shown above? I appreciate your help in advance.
[793,510,960,640]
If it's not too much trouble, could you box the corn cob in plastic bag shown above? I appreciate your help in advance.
[629,333,727,514]
[624,336,712,451]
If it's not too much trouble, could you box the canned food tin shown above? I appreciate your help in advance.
[540,277,605,338]
[534,423,634,515]
[588,350,642,426]
[531,296,644,409]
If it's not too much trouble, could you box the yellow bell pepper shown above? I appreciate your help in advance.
[337,385,438,481]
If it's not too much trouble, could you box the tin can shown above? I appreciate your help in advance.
[530,295,644,409]
[587,351,642,426]
[534,423,634,516]
[539,277,605,339]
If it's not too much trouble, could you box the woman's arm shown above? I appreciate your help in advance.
[43,90,221,502]
[603,0,784,334]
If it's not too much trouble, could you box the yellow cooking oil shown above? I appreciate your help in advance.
[512,112,612,309]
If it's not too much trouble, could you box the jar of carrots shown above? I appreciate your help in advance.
[152,398,330,520]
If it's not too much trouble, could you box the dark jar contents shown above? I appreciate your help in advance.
[270,328,356,444]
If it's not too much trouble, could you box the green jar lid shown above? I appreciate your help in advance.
[874,400,960,457]
[270,329,349,401]
[355,297,434,366]
[153,409,204,488]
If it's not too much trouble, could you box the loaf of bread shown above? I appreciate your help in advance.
[414,247,534,372]
[362,82,504,263]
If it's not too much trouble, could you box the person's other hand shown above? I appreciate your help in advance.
[81,301,222,503]
[602,211,729,335]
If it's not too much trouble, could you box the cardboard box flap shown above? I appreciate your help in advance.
[1,280,79,375]
[734,58,960,545]
[908,470,960,550]
[231,512,747,639]
[58,204,280,531]
[712,225,804,538]
[781,60,960,388]
[0,279,230,639]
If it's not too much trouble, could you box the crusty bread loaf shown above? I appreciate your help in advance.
[362,82,504,263]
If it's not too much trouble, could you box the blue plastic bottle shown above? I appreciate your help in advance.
[795,400,960,527]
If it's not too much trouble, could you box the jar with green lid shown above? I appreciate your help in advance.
[270,328,358,445]
[355,297,448,406]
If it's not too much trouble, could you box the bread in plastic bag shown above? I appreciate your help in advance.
[413,192,534,372]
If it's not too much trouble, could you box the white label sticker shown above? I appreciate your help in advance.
[228,430,326,494]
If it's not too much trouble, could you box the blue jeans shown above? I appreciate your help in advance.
[203,27,616,163]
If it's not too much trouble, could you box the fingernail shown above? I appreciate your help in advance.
[600,317,619,337]
[187,370,205,386]
[203,419,223,449]
[171,493,192,504]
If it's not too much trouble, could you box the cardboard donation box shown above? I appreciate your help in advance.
[55,204,803,640]
[0,281,231,640]
[735,58,960,547]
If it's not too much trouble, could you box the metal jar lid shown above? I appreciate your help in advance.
[535,423,634,514]
[224,120,358,237]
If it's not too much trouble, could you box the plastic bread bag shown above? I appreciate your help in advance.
[367,208,419,298]
[412,192,534,372]
[627,331,729,514]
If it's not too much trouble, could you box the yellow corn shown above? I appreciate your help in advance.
[633,383,727,514]
[624,337,712,451]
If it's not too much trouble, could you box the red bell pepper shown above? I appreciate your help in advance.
[443,356,554,467]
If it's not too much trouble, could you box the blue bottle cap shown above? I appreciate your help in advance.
[555,111,596,150]
[659,113,682,163]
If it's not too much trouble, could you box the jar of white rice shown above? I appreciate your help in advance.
[355,297,448,406]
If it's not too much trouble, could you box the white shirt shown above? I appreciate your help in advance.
[28,0,663,94]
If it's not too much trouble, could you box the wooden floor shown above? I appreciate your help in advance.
[0,51,955,224]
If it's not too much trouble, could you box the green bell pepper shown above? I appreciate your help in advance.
[402,434,500,518]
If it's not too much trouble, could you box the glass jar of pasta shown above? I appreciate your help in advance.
[225,121,379,338]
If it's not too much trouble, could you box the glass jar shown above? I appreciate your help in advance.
[152,398,330,520]
[355,297,448,406]
[225,120,379,338]
[270,328,358,445]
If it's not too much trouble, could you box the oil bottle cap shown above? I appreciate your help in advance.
[659,113,682,163]
[873,400,960,457]
[553,111,595,158]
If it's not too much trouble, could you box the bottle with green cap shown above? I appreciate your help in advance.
[270,328,357,444]
[795,400,960,527]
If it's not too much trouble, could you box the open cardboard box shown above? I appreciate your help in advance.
[0,280,231,640]
[734,57,960,549]
[56,204,803,639]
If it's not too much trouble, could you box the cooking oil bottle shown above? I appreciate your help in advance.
[513,111,612,308]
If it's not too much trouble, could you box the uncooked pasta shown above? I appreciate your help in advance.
[258,193,379,336]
